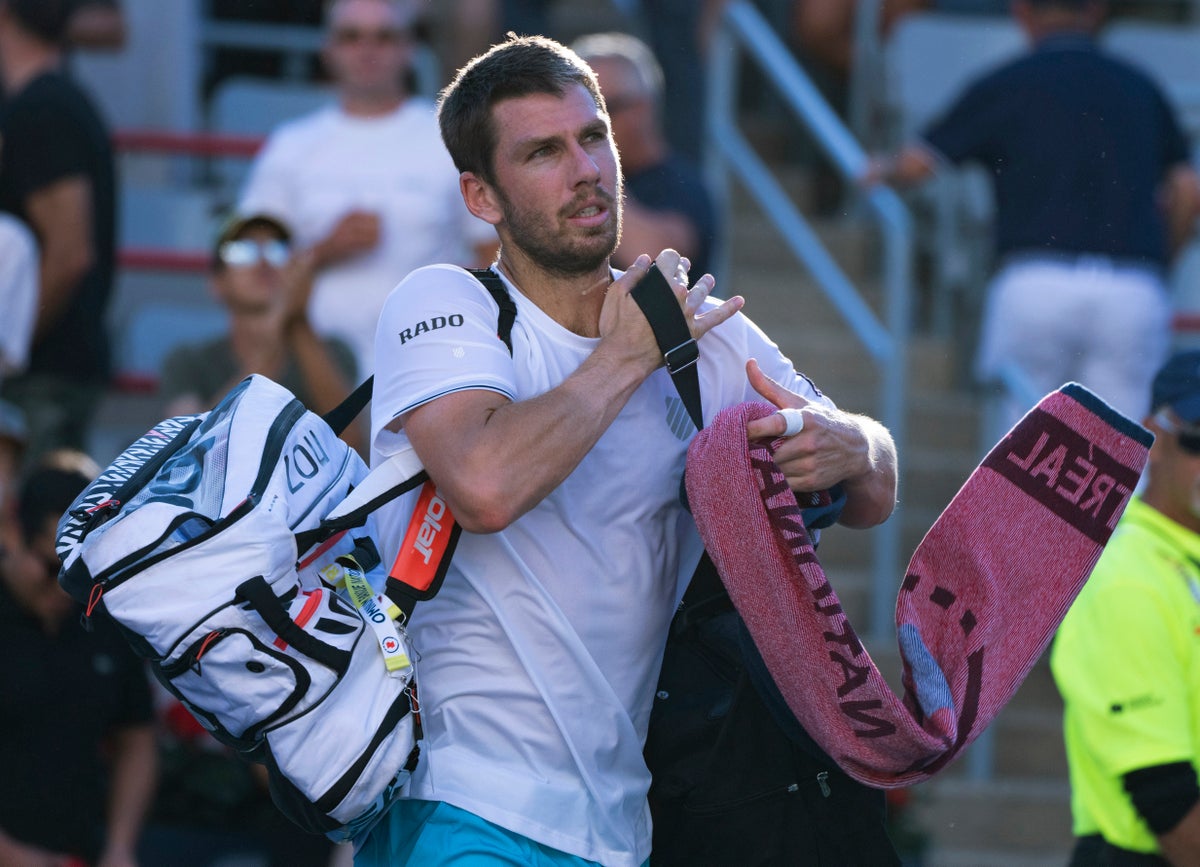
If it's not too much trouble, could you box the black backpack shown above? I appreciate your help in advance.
[632,273,901,866]
[644,554,901,866]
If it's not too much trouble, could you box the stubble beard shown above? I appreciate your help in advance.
[498,178,625,279]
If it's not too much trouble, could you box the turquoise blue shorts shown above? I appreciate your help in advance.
[355,799,648,867]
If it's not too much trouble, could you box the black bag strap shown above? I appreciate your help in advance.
[469,267,517,355]
[631,262,702,430]
[323,376,372,437]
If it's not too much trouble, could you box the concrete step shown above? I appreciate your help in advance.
[726,157,825,217]
[727,208,882,278]
[911,777,1074,860]
[906,390,984,456]
[925,846,1072,867]
[781,331,966,400]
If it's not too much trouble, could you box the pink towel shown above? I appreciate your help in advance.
[685,383,1152,787]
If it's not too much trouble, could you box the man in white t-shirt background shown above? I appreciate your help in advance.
[238,0,497,377]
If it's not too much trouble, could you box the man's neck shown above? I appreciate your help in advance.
[338,89,407,118]
[1023,9,1098,43]
[1141,486,1200,538]
[497,249,611,338]
[0,39,61,96]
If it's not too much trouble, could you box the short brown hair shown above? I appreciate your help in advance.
[436,33,604,184]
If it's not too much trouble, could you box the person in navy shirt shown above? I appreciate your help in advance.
[867,0,1200,430]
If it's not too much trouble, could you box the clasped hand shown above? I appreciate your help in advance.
[598,248,744,373]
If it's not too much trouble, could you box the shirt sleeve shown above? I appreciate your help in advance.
[1155,87,1192,169]
[920,73,1008,168]
[732,309,833,410]
[1055,575,1194,778]
[370,265,517,457]
[3,92,93,202]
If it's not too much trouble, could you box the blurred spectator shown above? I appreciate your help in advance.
[866,0,1200,431]
[65,0,125,51]
[1051,350,1200,865]
[573,31,718,280]
[159,212,358,423]
[0,0,117,466]
[434,0,728,163]
[0,449,158,866]
[238,0,497,378]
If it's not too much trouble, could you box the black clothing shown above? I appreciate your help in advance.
[0,582,153,859]
[922,34,1190,267]
[646,558,900,866]
[0,69,116,382]
[1070,834,1171,866]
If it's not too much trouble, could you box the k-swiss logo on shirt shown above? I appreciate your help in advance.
[664,396,696,441]
[398,315,465,345]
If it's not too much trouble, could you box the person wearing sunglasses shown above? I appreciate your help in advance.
[1052,349,1200,866]
[237,0,498,381]
[159,212,362,451]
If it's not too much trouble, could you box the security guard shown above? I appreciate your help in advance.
[1052,350,1200,865]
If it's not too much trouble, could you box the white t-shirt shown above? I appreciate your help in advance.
[370,265,831,867]
[0,214,38,376]
[238,99,496,377]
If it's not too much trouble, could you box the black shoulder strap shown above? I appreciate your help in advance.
[468,267,517,356]
[322,267,518,434]
[323,375,373,435]
[630,264,703,430]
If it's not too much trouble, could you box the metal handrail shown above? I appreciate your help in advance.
[707,1,913,643]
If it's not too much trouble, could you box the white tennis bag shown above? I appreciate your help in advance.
[56,374,459,842]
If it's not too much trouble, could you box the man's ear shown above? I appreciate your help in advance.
[461,172,503,226]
